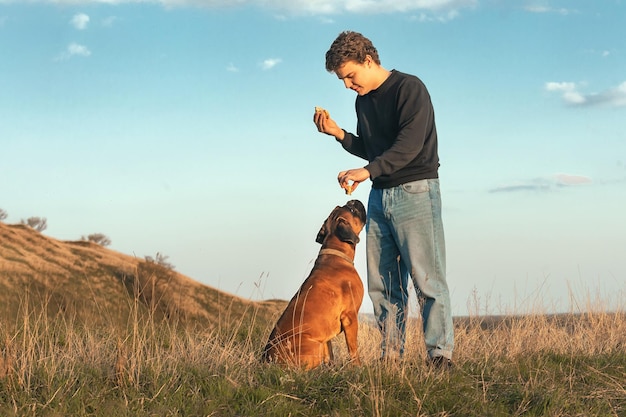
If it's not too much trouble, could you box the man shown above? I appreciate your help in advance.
[313,31,454,367]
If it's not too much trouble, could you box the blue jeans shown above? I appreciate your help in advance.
[366,179,454,360]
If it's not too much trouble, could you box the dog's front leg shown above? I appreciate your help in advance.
[340,311,361,365]
[325,340,334,363]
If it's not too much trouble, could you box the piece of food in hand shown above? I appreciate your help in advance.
[315,106,330,118]
[345,183,353,195]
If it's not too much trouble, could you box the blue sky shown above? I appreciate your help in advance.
[1,0,624,316]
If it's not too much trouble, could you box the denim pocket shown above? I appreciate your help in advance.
[400,179,429,194]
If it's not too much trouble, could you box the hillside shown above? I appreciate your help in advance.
[2,225,625,416]
[0,222,285,332]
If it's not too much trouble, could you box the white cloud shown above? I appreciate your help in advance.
[591,81,626,107]
[102,16,118,27]
[524,5,575,15]
[410,8,460,22]
[489,173,593,193]
[545,81,575,92]
[71,13,90,30]
[260,58,282,70]
[343,0,471,13]
[68,42,91,56]
[226,63,240,72]
[545,81,626,108]
[55,42,92,61]
[545,81,585,105]
[554,173,592,186]
[0,0,477,16]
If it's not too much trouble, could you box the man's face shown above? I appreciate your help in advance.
[334,57,375,96]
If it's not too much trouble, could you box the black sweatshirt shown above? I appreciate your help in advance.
[340,70,440,189]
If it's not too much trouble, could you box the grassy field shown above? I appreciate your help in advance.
[1,289,625,417]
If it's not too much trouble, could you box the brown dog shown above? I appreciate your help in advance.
[262,200,366,369]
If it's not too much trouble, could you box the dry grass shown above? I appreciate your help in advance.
[1,222,624,415]
[0,286,624,416]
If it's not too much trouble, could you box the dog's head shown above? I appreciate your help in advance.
[315,200,366,246]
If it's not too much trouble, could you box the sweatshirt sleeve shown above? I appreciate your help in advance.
[340,130,369,161]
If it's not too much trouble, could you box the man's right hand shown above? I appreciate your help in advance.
[313,108,345,141]
[338,168,370,194]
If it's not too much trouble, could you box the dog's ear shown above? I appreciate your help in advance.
[316,207,340,244]
[315,221,328,244]
[335,222,360,245]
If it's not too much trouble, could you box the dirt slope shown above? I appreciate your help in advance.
[0,222,285,331]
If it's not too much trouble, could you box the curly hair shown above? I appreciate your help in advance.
[325,31,381,72]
